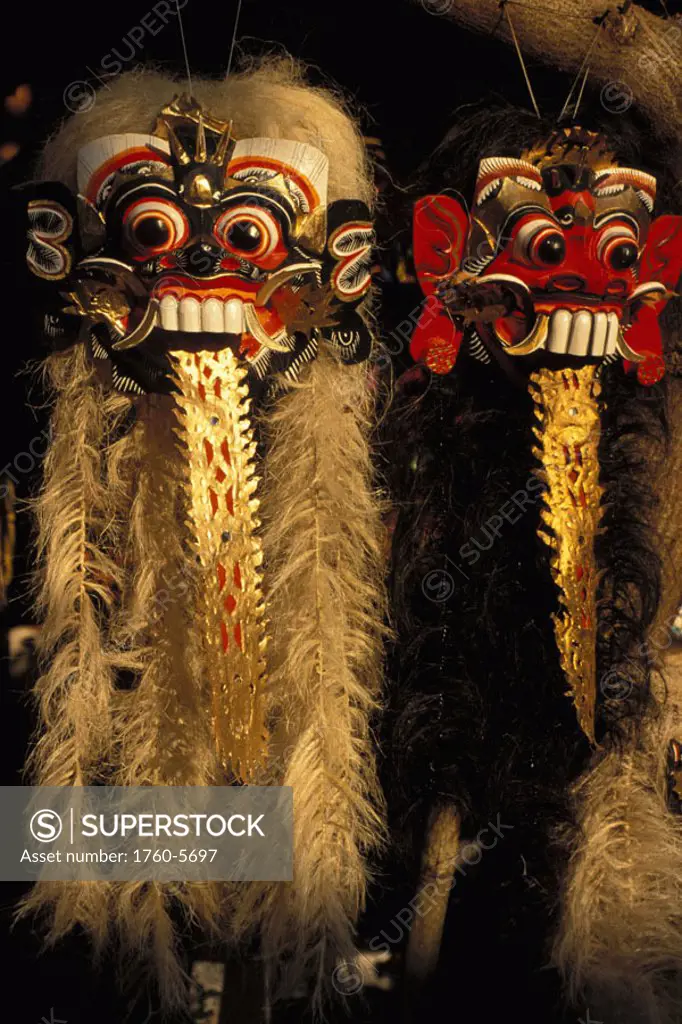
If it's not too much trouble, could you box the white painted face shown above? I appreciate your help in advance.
[75,130,333,376]
[22,99,374,396]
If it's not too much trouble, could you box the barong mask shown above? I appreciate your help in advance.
[412,127,682,386]
[22,94,373,395]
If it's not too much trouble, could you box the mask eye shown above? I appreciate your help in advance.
[122,198,189,256]
[513,217,566,266]
[597,224,639,271]
[214,205,282,259]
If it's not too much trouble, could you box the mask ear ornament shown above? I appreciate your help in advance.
[411,193,469,374]
[317,198,374,364]
[622,214,682,385]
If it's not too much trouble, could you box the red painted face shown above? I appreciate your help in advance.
[411,133,682,385]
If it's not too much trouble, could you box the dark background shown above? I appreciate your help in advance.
[1,1,680,1021]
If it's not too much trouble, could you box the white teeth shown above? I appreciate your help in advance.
[540,309,622,359]
[157,296,246,334]
[590,312,608,356]
[568,310,592,356]
[159,295,178,331]
[548,309,572,353]
[224,298,244,334]
[606,312,619,355]
[202,298,223,333]
[476,179,501,205]
[179,297,201,332]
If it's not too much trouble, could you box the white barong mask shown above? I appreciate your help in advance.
[19,94,374,396]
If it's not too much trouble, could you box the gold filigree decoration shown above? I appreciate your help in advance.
[172,348,268,781]
[522,127,615,174]
[62,281,131,330]
[154,93,234,154]
[276,281,339,336]
[530,365,603,744]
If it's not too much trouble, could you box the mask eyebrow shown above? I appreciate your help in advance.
[500,204,560,240]
[110,180,179,209]
[593,209,640,239]
[474,156,544,206]
[217,188,294,229]
[592,167,656,214]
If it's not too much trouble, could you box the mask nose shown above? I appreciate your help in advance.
[548,274,587,292]
[182,242,223,277]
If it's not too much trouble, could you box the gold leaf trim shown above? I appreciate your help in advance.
[171,348,268,780]
[531,364,603,744]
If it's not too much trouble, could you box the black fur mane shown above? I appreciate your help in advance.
[374,100,674,1018]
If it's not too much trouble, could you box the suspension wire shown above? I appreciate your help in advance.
[176,0,193,96]
[572,63,590,120]
[500,1,541,118]
[225,0,244,81]
[558,18,605,123]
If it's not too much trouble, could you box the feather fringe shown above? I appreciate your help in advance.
[18,346,136,952]
[105,393,223,1008]
[554,660,682,1023]
[231,349,387,1014]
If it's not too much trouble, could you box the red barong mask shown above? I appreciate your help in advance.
[412,127,682,386]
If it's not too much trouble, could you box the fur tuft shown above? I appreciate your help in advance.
[231,348,387,1011]
[554,657,682,1023]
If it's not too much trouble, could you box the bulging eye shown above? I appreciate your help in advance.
[214,205,281,259]
[609,242,639,270]
[227,221,263,252]
[123,198,189,255]
[513,218,566,266]
[597,224,639,271]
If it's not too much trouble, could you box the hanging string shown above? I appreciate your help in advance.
[225,0,244,81]
[557,18,605,123]
[176,0,193,97]
[572,63,590,121]
[499,1,541,118]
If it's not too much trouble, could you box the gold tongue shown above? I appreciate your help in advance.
[530,364,603,744]
[172,347,268,780]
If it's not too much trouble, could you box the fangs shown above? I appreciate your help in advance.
[153,295,290,352]
[114,295,294,353]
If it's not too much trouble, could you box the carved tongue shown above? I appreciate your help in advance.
[171,348,268,782]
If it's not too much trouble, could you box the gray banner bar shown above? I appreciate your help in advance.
[0,786,292,882]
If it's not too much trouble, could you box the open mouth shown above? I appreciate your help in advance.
[158,294,254,335]
[150,273,288,346]
[469,274,668,363]
[75,260,309,355]
[131,293,291,355]
[498,307,622,357]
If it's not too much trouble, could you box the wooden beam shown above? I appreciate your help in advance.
[418,1,682,158]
